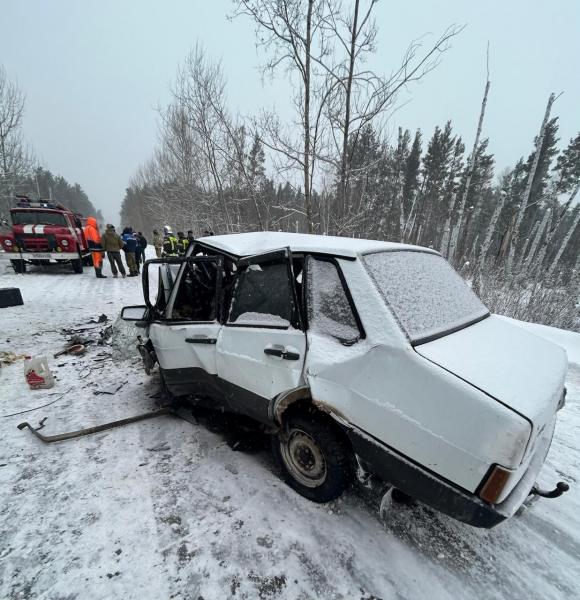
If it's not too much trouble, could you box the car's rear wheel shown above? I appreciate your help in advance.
[10,259,26,274]
[272,410,353,503]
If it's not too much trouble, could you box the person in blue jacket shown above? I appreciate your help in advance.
[121,227,139,276]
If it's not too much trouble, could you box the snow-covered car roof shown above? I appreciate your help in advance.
[196,231,434,259]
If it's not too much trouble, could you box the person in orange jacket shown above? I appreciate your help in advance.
[84,216,107,278]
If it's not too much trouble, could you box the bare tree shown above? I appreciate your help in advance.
[548,206,580,276]
[0,66,33,217]
[234,0,332,232]
[322,5,463,230]
[537,179,580,270]
[472,188,507,294]
[448,46,490,262]
[507,92,557,273]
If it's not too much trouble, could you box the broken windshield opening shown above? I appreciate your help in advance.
[363,251,489,345]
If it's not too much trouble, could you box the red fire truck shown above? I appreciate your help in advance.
[0,196,92,274]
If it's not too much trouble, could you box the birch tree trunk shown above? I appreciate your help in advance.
[520,221,538,265]
[439,192,456,255]
[448,76,490,263]
[507,93,556,273]
[548,208,580,275]
[337,0,360,224]
[538,181,580,269]
[472,191,506,294]
[524,208,550,267]
[303,0,314,233]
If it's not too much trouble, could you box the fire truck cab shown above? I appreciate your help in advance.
[0,196,91,274]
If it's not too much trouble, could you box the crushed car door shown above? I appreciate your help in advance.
[146,256,223,397]
[216,248,306,423]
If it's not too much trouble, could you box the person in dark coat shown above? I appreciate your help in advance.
[162,226,178,257]
[176,231,189,256]
[121,227,139,276]
[102,224,126,278]
[135,231,148,268]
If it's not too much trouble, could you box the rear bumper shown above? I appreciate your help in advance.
[0,251,82,261]
[346,417,556,528]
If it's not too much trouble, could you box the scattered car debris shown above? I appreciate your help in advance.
[0,351,31,366]
[17,408,172,444]
[53,343,86,358]
[88,314,109,324]
[0,387,72,419]
[147,441,171,452]
[94,381,127,395]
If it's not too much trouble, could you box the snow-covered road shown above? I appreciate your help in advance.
[1,254,579,600]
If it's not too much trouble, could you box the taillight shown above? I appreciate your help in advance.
[479,465,512,504]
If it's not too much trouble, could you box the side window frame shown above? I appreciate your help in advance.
[143,256,223,324]
[226,248,303,331]
[304,254,366,344]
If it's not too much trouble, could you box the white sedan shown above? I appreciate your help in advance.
[122,231,569,527]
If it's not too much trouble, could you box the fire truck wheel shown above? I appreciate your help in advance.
[71,258,84,274]
[10,260,26,274]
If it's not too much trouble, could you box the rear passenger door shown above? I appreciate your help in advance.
[216,248,306,423]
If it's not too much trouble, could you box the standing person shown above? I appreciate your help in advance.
[162,226,178,257]
[187,230,195,246]
[137,231,148,265]
[176,231,189,256]
[101,224,126,278]
[133,232,143,273]
[84,216,106,278]
[153,229,163,258]
[121,227,139,276]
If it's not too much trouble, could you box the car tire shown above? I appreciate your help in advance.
[272,410,353,503]
[10,259,26,274]
[71,257,84,274]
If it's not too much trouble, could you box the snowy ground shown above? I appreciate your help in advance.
[1,251,579,600]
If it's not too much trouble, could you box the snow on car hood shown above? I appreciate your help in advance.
[415,315,568,432]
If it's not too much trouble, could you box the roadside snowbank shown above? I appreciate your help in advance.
[497,314,580,365]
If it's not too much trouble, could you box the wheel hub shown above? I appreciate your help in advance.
[281,429,327,488]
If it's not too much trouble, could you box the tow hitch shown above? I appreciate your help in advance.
[530,481,570,499]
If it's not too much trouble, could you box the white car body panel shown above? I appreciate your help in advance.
[150,322,220,374]
[306,334,531,493]
[415,315,568,447]
[304,258,562,496]
[217,326,306,399]
[197,231,432,259]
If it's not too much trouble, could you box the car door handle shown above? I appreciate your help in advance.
[185,336,217,344]
[264,346,300,361]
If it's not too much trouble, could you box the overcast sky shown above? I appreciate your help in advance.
[2,0,579,225]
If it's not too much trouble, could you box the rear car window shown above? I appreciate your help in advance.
[307,257,360,344]
[363,251,489,344]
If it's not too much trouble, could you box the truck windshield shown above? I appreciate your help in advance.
[11,211,68,226]
[363,251,489,345]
